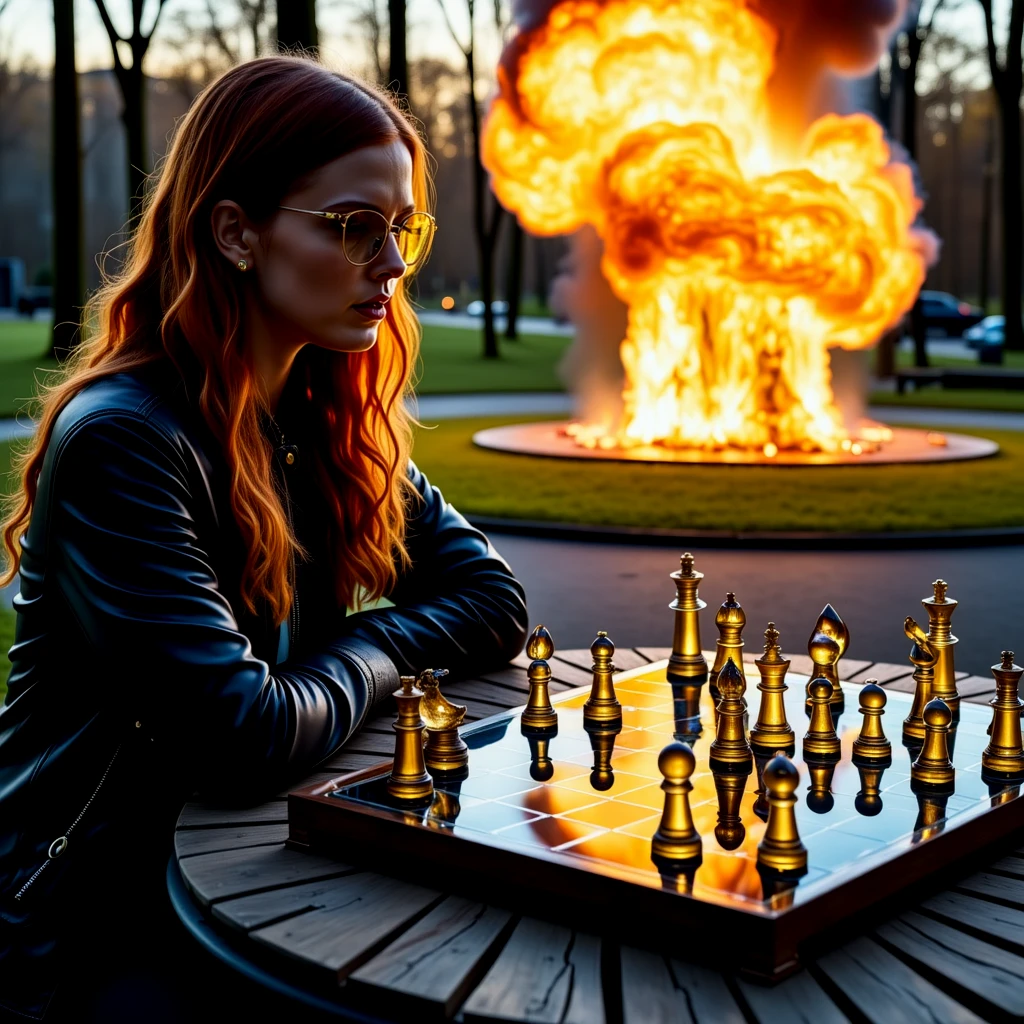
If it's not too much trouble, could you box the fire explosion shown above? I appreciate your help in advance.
[483,0,931,454]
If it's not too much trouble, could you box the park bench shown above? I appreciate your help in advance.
[896,366,1024,393]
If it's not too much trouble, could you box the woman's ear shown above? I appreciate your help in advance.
[211,200,258,270]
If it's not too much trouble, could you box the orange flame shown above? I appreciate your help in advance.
[483,0,930,452]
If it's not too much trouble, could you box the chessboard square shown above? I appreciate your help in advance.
[620,783,669,811]
[617,692,675,710]
[610,750,667,779]
[450,802,544,835]
[615,679,670,697]
[497,761,590,785]
[692,850,765,903]
[803,829,888,872]
[559,799,663,830]
[623,708,676,729]
[829,805,918,845]
[510,787,607,815]
[552,771,649,797]
[495,815,604,850]
[458,774,543,801]
[612,813,663,839]
[559,829,663,877]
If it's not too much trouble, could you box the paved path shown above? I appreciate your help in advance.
[418,310,574,336]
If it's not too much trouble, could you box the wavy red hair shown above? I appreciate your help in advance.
[1,56,434,624]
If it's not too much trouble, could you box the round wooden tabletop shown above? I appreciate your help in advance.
[171,647,1024,1023]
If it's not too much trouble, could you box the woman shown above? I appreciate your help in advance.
[0,56,528,1020]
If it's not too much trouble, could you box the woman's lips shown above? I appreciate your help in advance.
[353,301,386,321]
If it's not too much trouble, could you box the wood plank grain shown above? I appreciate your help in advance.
[849,663,914,686]
[990,857,1024,880]
[882,676,919,695]
[956,675,999,699]
[555,647,649,673]
[815,936,984,1023]
[251,877,442,979]
[666,959,745,1023]
[920,891,1024,952]
[736,971,849,1024]
[174,824,290,859]
[333,731,396,756]
[176,800,287,829]
[180,844,351,907]
[348,897,513,1017]
[630,648,655,663]
[957,872,1024,907]
[635,647,673,662]
[318,751,390,774]
[963,690,997,706]
[620,946,726,1024]
[461,918,603,1024]
[875,911,1024,1017]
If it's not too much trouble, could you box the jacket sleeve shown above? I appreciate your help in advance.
[41,411,398,793]
[338,461,529,678]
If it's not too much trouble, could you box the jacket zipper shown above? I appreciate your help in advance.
[14,743,122,901]
[274,424,300,653]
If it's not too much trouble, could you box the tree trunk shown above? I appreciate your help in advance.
[276,0,318,50]
[999,87,1023,349]
[911,296,929,367]
[979,109,995,312]
[51,0,83,361]
[120,64,148,225]
[902,29,922,160]
[504,218,523,340]
[388,0,408,102]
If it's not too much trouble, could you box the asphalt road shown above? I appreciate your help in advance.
[489,533,1024,679]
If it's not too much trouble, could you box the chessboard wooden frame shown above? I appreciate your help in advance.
[287,675,1024,980]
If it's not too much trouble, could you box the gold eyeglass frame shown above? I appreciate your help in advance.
[277,205,437,266]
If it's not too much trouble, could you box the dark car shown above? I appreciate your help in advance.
[17,285,51,316]
[919,290,984,337]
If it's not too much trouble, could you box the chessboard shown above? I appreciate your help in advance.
[288,647,1024,979]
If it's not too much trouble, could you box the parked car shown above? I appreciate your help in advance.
[963,315,1004,349]
[466,299,509,317]
[919,290,984,337]
[17,285,51,316]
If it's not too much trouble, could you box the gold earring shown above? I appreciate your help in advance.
[236,259,249,271]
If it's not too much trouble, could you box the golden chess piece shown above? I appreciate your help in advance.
[852,681,892,764]
[802,677,841,760]
[522,624,558,730]
[653,858,699,895]
[982,651,1024,778]
[806,630,843,711]
[903,617,936,744]
[712,769,748,850]
[418,668,470,776]
[709,659,753,770]
[651,741,703,862]
[750,623,795,755]
[671,680,703,745]
[709,592,746,698]
[911,698,955,788]
[752,752,771,822]
[667,553,709,685]
[524,726,557,782]
[911,787,950,843]
[855,761,887,817]
[585,719,621,791]
[425,782,463,829]
[923,579,960,719]
[807,604,848,708]
[757,869,799,909]
[756,755,807,876]
[387,676,434,802]
[584,631,622,725]
[804,757,836,814]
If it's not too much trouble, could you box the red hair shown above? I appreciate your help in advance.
[2,56,434,624]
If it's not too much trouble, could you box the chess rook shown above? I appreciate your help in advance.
[802,677,841,761]
[807,604,849,708]
[709,658,753,770]
[750,623,795,755]
[387,676,434,802]
[419,668,470,776]
[756,755,808,876]
[710,592,746,697]
[651,742,703,862]
[852,682,892,763]
[923,579,960,718]
[667,553,709,685]
[584,631,622,725]
[982,652,1024,778]
[522,624,558,730]
[911,698,955,788]
[903,616,936,744]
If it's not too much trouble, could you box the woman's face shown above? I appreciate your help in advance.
[223,139,416,355]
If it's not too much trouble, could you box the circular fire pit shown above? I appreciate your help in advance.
[472,421,998,467]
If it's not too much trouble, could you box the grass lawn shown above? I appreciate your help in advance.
[410,415,1024,534]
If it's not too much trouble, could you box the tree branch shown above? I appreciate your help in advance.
[979,0,1006,93]
[435,0,470,57]
[92,0,127,75]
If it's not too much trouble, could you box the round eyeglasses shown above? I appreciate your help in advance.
[277,206,437,267]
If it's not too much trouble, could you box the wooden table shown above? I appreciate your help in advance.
[170,647,1024,1023]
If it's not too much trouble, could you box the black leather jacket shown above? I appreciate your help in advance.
[0,362,528,1017]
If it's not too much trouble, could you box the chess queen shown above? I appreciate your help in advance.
[0,57,528,1021]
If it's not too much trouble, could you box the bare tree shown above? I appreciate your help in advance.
[979,0,1024,350]
[93,0,171,225]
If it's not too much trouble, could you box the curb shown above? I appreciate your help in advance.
[469,515,1024,550]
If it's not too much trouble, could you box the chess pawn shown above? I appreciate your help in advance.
[667,553,709,685]
[713,769,748,850]
[425,781,463,829]
[903,616,936,744]
[585,719,621,791]
[756,755,808,876]
[911,698,955,788]
[988,780,1021,805]
[709,592,746,698]
[671,681,703,745]
[808,604,848,709]
[923,579,960,719]
[584,631,622,725]
[419,668,470,777]
[855,761,887,816]
[653,856,699,895]
[982,652,1024,778]
[523,724,557,782]
[911,786,950,843]
[387,677,434,802]
[522,625,558,730]
[750,623,795,755]
[806,630,842,713]
[752,753,771,822]
[802,678,842,761]
[804,757,836,814]
[709,659,753,771]
[852,682,892,763]
[757,868,799,909]
[651,742,703,862]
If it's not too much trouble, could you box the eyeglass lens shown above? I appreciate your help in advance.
[344,211,434,266]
